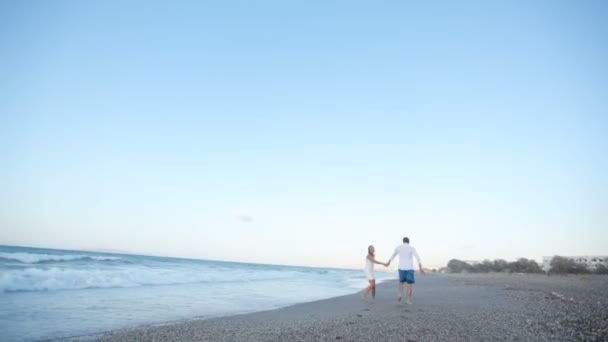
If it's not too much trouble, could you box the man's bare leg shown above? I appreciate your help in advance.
[406,284,413,304]
[398,282,404,301]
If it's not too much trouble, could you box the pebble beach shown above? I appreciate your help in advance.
[63,273,608,342]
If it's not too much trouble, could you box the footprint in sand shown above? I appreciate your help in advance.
[356,314,363,317]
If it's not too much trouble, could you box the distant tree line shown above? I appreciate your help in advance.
[447,258,543,274]
[549,256,608,275]
[447,256,608,275]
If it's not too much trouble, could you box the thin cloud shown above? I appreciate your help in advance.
[234,214,254,223]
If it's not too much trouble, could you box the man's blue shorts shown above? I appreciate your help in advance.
[399,270,415,284]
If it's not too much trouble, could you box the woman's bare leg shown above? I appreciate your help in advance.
[371,280,376,301]
[361,280,374,301]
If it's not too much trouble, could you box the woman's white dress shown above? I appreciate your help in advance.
[364,257,375,280]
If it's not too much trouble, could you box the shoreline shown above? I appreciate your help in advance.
[57,289,367,342]
[54,277,397,342]
[55,273,608,342]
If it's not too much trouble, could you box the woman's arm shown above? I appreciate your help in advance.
[367,255,389,266]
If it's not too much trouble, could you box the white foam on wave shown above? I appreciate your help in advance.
[0,252,121,264]
[0,251,384,295]
[344,270,396,290]
[0,265,310,293]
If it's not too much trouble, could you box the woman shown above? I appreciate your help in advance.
[361,245,388,302]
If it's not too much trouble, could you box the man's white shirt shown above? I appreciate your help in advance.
[389,244,421,270]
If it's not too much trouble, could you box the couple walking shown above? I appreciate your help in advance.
[362,237,424,304]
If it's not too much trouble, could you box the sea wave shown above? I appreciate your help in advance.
[0,250,378,294]
[0,252,122,264]
[0,266,321,293]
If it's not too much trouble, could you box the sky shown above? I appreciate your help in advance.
[1,1,607,269]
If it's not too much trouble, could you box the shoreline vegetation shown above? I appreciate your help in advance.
[63,273,607,342]
[446,256,608,275]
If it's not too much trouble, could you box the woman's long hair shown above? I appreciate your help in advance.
[368,245,375,257]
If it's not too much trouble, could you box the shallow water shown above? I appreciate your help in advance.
[0,245,393,341]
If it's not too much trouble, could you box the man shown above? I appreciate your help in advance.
[388,237,424,304]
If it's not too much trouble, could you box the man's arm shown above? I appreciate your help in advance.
[414,248,425,274]
[388,247,399,264]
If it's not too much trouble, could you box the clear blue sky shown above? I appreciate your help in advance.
[1,1,607,268]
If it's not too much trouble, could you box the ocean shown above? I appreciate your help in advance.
[0,245,394,341]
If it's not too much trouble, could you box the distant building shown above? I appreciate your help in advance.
[542,256,608,272]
